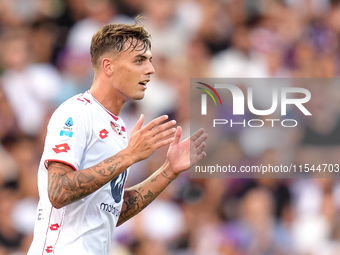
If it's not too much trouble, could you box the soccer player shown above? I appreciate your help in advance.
[27,20,207,255]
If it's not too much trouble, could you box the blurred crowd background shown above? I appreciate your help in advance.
[1,0,340,254]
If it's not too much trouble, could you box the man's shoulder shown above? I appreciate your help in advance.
[58,93,92,112]
[51,93,94,123]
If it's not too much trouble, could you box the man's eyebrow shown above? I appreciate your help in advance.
[134,54,152,60]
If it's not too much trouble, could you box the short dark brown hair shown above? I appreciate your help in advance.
[90,19,151,67]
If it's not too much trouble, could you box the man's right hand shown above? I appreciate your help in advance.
[124,114,176,163]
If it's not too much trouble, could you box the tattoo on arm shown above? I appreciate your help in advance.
[48,155,125,208]
[117,188,161,226]
[161,171,175,181]
[117,168,174,226]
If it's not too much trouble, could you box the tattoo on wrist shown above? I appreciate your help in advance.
[161,170,175,181]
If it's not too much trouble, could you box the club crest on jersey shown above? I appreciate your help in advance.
[110,121,125,138]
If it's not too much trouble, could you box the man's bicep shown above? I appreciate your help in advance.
[47,161,74,192]
[47,161,75,208]
[48,161,75,175]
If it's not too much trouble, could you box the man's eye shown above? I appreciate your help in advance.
[136,59,142,63]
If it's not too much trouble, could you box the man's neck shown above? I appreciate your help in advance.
[90,80,125,116]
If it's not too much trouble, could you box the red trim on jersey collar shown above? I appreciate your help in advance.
[86,91,119,121]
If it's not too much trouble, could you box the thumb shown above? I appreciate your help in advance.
[131,114,144,134]
[172,126,182,145]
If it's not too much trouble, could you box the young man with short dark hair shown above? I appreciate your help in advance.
[28,20,207,254]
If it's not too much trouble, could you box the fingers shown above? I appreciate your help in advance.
[192,129,208,164]
[190,128,205,141]
[196,151,206,161]
[152,127,176,143]
[150,119,176,137]
[144,115,170,131]
[172,126,182,145]
[127,115,176,163]
[196,142,206,155]
[194,133,208,147]
[155,137,175,149]
[131,114,144,134]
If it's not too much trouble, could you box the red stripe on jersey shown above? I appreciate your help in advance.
[53,208,66,253]
[106,111,118,121]
[42,206,53,255]
[121,126,126,132]
[44,160,77,171]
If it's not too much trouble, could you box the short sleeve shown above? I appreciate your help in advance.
[43,101,89,171]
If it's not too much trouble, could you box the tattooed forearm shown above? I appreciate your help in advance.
[117,188,161,226]
[48,154,128,209]
[117,189,142,225]
[117,164,177,226]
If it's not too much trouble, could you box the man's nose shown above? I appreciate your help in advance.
[146,61,155,75]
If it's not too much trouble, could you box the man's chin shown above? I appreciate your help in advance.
[132,92,145,101]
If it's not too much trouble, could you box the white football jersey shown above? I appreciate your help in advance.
[28,91,129,255]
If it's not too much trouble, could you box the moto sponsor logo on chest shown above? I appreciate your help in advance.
[100,203,120,217]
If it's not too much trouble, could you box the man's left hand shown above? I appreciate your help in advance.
[166,127,208,177]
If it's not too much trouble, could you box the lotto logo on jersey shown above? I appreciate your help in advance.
[99,129,109,139]
[53,143,70,153]
[45,246,53,253]
[50,223,60,231]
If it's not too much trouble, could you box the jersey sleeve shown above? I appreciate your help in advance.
[43,100,90,171]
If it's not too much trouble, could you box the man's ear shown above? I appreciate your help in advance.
[102,58,114,77]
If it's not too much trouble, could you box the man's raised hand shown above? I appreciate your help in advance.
[166,127,208,176]
[125,114,177,163]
